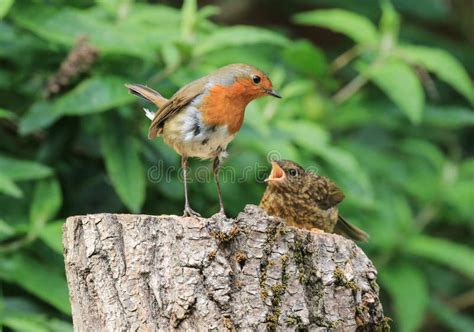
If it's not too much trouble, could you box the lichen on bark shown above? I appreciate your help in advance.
[63,205,387,331]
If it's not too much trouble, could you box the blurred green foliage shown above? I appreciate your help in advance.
[0,0,473,331]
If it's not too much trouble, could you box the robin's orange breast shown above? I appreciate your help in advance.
[200,79,257,134]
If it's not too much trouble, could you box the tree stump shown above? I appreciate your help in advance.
[63,205,387,331]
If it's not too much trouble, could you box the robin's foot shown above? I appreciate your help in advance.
[183,206,201,217]
[310,227,325,234]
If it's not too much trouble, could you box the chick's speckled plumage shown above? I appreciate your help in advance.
[259,160,368,242]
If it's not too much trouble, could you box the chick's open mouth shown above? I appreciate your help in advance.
[265,161,285,182]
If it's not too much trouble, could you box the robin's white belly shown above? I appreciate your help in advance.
[162,104,235,160]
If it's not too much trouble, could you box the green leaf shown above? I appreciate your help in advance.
[197,5,219,22]
[0,218,15,240]
[277,120,330,151]
[381,264,429,332]
[20,77,134,133]
[2,296,44,316]
[100,114,146,213]
[29,177,62,233]
[0,253,71,315]
[0,0,14,19]
[399,138,445,171]
[369,194,411,249]
[381,194,415,234]
[19,101,60,136]
[367,58,424,123]
[10,4,175,59]
[293,9,378,44]
[445,180,474,220]
[95,0,121,14]
[423,105,474,128]
[0,108,16,120]
[277,79,315,100]
[181,0,197,40]
[237,133,300,164]
[194,26,289,56]
[10,5,95,45]
[56,76,134,116]
[283,40,328,77]
[405,235,474,279]
[430,299,474,332]
[39,221,64,255]
[1,310,72,332]
[0,195,29,231]
[0,173,22,198]
[397,45,473,104]
[2,313,50,332]
[161,43,181,69]
[0,155,52,181]
[379,0,400,44]
[126,3,181,28]
[459,158,474,178]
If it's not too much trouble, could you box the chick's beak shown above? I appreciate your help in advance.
[266,89,281,98]
[265,161,286,182]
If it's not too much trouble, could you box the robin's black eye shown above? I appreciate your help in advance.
[288,169,298,177]
[252,75,261,84]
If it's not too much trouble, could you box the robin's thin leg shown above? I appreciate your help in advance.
[213,156,226,216]
[181,156,200,217]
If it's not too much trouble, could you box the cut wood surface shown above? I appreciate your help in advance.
[63,205,387,331]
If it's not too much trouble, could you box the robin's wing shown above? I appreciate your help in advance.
[309,175,345,210]
[148,79,205,139]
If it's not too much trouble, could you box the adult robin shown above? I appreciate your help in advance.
[126,64,281,217]
[259,160,369,242]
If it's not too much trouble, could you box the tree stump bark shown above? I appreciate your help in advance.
[63,205,387,331]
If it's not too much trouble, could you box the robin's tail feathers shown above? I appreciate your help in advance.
[334,216,369,242]
[125,83,167,108]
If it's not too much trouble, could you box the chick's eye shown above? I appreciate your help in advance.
[288,169,298,177]
[252,75,261,84]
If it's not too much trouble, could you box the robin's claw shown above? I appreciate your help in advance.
[183,206,201,218]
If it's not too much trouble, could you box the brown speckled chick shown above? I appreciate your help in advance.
[259,160,368,242]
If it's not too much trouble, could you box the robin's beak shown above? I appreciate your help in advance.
[266,89,281,98]
[265,161,286,182]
